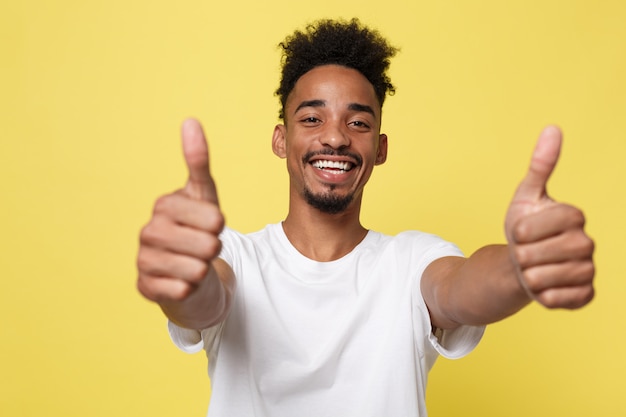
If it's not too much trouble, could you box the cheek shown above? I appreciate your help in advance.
[285,151,305,181]
[285,136,310,164]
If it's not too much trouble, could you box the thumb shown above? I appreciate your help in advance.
[513,125,562,203]
[181,118,219,204]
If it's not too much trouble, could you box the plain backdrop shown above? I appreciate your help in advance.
[2,1,625,416]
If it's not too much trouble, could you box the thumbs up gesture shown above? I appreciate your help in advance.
[181,119,221,204]
[505,126,595,309]
[137,119,226,304]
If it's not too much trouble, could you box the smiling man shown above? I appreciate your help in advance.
[275,67,385,217]
[137,18,595,417]
[273,64,389,254]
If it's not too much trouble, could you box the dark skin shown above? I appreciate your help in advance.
[137,64,595,331]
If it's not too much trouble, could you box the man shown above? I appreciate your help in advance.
[137,19,594,417]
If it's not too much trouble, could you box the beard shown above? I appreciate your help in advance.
[300,149,361,214]
[304,186,354,215]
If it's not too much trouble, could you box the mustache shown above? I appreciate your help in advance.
[302,149,363,166]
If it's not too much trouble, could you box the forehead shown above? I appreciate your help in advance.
[286,65,380,115]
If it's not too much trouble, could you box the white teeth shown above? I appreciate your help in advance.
[312,160,352,171]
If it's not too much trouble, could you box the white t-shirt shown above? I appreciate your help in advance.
[169,223,485,417]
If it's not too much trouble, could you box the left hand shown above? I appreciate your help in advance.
[505,126,595,309]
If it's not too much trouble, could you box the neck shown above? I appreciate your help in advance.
[282,197,367,262]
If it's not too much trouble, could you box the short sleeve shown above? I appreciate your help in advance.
[167,321,203,353]
[168,321,225,355]
[429,324,485,359]
[407,231,485,360]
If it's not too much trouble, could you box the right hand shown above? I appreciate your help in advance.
[504,126,594,309]
[137,119,225,303]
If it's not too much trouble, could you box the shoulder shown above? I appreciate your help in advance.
[218,223,281,262]
[361,229,464,272]
[220,223,276,244]
[367,229,461,254]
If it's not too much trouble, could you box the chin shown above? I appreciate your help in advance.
[304,189,354,214]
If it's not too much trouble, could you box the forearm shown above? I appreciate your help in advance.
[160,259,236,330]
[423,127,595,329]
[423,244,531,329]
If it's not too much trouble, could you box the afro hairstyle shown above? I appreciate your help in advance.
[275,18,398,120]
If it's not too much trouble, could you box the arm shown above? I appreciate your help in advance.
[137,119,235,330]
[422,126,595,330]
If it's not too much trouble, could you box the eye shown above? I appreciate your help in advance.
[300,116,322,125]
[349,120,371,130]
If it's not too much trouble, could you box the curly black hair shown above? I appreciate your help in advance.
[276,18,398,120]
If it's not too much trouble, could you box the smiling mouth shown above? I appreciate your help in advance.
[303,150,362,173]
[311,160,354,172]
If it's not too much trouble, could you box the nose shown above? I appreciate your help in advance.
[320,122,350,149]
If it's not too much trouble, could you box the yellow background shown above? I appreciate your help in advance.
[2,0,625,416]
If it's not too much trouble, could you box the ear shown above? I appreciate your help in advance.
[272,124,287,158]
[375,133,388,165]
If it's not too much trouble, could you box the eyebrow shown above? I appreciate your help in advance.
[294,100,326,113]
[293,100,376,118]
[348,103,376,118]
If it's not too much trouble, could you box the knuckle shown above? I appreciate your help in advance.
[187,262,210,284]
[522,269,543,292]
[136,247,162,276]
[136,276,156,301]
[512,245,531,267]
[136,250,150,272]
[138,223,152,243]
[537,291,561,309]
[512,221,530,243]
[152,192,180,216]
[197,236,222,260]
[565,288,595,309]
[568,233,594,258]
[583,236,595,255]
[153,193,177,215]
[562,205,586,228]
[213,239,223,257]
[204,205,226,233]
[537,286,595,310]
[570,206,586,226]
[213,211,226,233]
[582,262,596,282]
[581,286,595,305]
[140,218,173,248]
[139,221,161,245]
[153,195,169,213]
[137,275,196,303]
[168,284,196,302]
